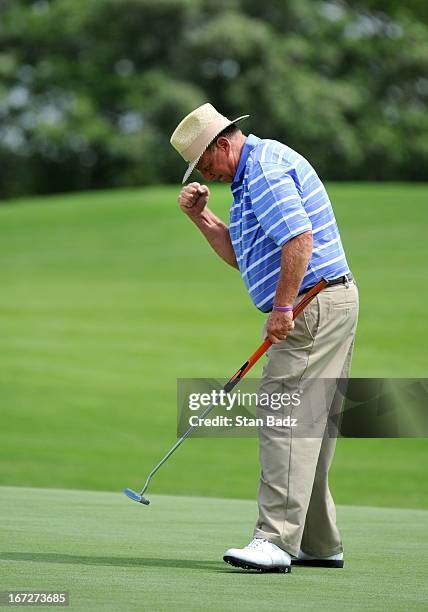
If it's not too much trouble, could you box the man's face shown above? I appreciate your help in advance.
[196,138,236,183]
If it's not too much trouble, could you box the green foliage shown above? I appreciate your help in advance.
[0,0,427,197]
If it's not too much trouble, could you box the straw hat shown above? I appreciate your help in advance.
[170,103,249,183]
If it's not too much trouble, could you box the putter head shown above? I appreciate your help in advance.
[123,488,150,506]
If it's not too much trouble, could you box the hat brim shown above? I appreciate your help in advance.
[181,114,250,184]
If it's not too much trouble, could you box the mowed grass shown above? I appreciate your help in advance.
[0,184,427,508]
[1,487,427,611]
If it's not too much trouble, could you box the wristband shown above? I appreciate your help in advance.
[272,305,293,313]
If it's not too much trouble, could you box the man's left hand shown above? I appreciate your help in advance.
[266,311,295,344]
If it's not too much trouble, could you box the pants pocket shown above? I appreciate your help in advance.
[302,297,320,341]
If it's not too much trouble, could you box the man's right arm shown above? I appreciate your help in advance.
[178,182,238,270]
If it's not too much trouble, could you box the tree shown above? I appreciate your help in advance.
[0,0,427,198]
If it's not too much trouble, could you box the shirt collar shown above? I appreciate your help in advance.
[232,134,261,189]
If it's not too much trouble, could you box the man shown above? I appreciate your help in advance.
[170,103,358,573]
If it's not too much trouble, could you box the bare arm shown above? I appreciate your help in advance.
[178,182,238,269]
[274,231,313,306]
[191,207,238,268]
[266,231,313,343]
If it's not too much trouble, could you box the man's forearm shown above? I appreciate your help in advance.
[274,231,313,306]
[191,207,238,269]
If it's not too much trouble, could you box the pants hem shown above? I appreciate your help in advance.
[301,545,344,557]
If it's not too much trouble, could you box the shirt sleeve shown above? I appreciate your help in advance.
[247,161,312,246]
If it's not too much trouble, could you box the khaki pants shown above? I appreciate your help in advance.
[253,281,359,557]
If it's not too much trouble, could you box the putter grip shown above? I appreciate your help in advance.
[228,278,328,384]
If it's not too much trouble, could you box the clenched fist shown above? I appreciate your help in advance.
[266,311,295,344]
[178,182,210,218]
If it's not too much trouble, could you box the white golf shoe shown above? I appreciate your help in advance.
[223,538,291,573]
[291,549,344,568]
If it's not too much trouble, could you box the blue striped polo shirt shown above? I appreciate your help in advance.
[229,134,351,312]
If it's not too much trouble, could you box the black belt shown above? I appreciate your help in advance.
[298,273,353,296]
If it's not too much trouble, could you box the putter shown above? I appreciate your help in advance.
[124,278,328,506]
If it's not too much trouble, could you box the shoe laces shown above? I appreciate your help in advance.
[247,538,268,550]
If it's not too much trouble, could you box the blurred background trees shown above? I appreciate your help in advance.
[0,0,427,198]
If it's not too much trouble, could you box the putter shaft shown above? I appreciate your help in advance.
[128,279,328,503]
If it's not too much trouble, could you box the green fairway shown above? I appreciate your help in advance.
[0,184,427,507]
[0,487,427,611]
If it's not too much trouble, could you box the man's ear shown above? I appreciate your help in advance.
[216,137,230,153]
